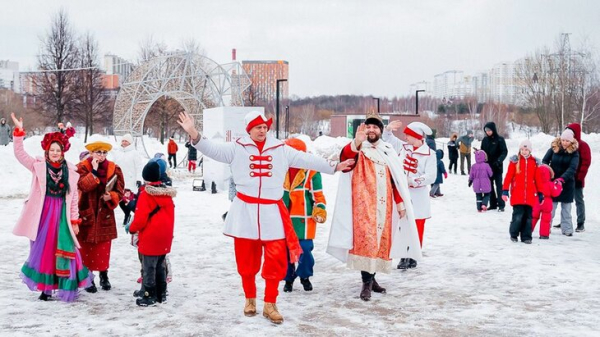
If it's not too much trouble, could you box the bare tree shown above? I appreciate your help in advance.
[36,9,79,124]
[72,32,112,142]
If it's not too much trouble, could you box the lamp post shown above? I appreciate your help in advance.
[285,105,290,137]
[276,79,288,139]
[415,90,425,115]
[373,97,380,113]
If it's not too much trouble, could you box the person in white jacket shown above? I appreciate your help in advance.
[177,110,354,325]
[382,121,437,270]
[114,134,143,225]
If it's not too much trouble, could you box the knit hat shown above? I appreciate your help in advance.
[560,129,575,142]
[142,160,161,182]
[364,114,384,133]
[519,139,532,150]
[85,141,112,152]
[41,132,71,153]
[244,111,272,133]
[285,138,307,152]
[122,134,134,145]
[404,122,432,140]
[149,158,168,176]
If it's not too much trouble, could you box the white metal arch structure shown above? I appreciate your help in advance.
[112,52,250,155]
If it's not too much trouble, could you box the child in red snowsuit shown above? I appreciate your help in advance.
[533,164,563,239]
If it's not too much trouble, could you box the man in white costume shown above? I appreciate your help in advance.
[177,110,354,324]
[382,120,436,270]
[114,134,143,225]
[327,115,422,301]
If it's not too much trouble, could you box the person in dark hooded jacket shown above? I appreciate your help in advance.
[543,129,579,236]
[562,123,591,232]
[447,133,459,174]
[430,149,447,197]
[481,122,508,211]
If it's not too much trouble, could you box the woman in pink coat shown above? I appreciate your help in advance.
[10,113,92,301]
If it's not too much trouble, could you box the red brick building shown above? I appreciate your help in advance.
[242,60,288,106]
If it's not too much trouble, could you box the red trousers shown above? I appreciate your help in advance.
[532,199,553,237]
[234,238,287,303]
[188,160,196,172]
[416,219,426,247]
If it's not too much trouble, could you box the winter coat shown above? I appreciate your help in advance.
[114,144,143,192]
[469,150,493,193]
[129,184,176,256]
[76,159,125,244]
[542,137,579,203]
[283,169,326,240]
[185,141,198,161]
[194,134,335,240]
[457,132,474,154]
[0,122,11,145]
[535,164,563,214]
[447,136,459,161]
[382,129,437,219]
[481,122,508,174]
[168,139,178,154]
[502,154,539,207]
[12,134,81,247]
[434,149,447,184]
[566,123,591,188]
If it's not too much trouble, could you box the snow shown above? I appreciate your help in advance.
[1,131,600,336]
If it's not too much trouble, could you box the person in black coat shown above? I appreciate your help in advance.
[185,139,198,173]
[447,133,459,174]
[542,129,579,236]
[481,122,508,211]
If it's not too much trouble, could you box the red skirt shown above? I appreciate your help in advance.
[80,241,112,271]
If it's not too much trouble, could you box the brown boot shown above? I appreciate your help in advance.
[244,298,257,317]
[263,302,284,324]
[371,279,386,294]
[360,281,372,301]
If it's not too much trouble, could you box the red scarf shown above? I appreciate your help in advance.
[87,157,109,184]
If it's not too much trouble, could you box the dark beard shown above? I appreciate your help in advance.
[367,133,380,143]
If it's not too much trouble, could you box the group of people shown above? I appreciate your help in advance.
[9,108,592,326]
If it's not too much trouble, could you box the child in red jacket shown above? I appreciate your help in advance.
[129,160,176,307]
[533,164,563,239]
[502,140,539,244]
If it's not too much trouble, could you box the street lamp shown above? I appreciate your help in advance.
[285,105,290,137]
[415,90,425,115]
[276,79,288,139]
[373,97,380,113]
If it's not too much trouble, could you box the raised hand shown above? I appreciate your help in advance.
[386,120,403,132]
[177,111,200,141]
[355,123,367,146]
[91,158,100,171]
[10,112,23,129]
[336,158,356,172]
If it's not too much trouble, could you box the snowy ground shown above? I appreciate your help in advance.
[1,133,599,336]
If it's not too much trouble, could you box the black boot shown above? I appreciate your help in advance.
[371,279,386,294]
[136,287,157,307]
[99,271,111,291]
[397,258,410,270]
[133,283,145,297]
[85,280,98,293]
[576,223,585,232]
[360,281,372,301]
[409,258,418,269]
[156,282,167,304]
[300,278,313,291]
[39,292,51,301]
[553,223,561,228]
[283,280,293,292]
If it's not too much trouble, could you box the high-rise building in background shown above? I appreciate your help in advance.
[0,60,19,91]
[409,81,432,96]
[489,62,517,105]
[104,54,134,86]
[242,60,288,106]
[433,70,470,100]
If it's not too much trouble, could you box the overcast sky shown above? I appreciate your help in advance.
[1,0,599,97]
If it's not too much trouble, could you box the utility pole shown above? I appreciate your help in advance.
[276,79,287,139]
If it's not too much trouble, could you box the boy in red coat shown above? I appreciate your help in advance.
[502,140,539,244]
[533,164,563,239]
[129,160,177,307]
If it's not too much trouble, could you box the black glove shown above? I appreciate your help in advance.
[468,180,473,187]
[538,194,544,204]
[136,180,142,188]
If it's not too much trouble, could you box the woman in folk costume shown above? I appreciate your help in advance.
[77,140,125,293]
[282,138,327,293]
[382,120,436,270]
[10,113,92,301]
[177,110,354,324]
[327,116,422,301]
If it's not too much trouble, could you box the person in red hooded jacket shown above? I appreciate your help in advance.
[129,160,176,307]
[560,123,591,232]
[533,164,563,239]
[502,140,539,244]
